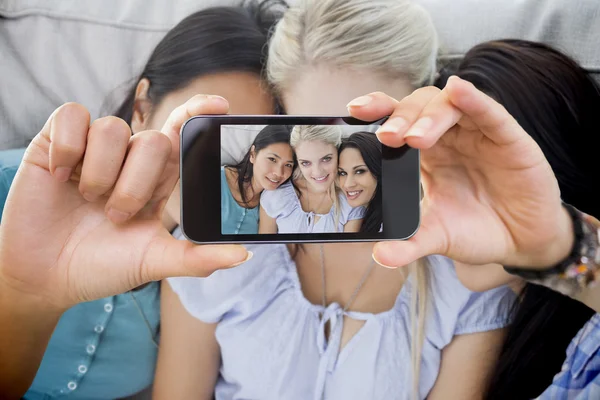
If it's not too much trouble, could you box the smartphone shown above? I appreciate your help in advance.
[179,115,420,244]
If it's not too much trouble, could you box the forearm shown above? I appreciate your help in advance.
[0,281,62,399]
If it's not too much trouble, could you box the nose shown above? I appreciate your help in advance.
[344,174,356,189]
[275,163,284,178]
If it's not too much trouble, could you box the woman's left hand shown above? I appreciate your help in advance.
[346,76,573,271]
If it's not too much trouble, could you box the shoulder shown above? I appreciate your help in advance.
[419,256,517,346]
[167,244,293,323]
[260,181,298,216]
[537,314,600,398]
[337,192,365,221]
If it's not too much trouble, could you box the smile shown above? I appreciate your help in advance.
[312,175,329,183]
[346,190,363,200]
[266,176,281,184]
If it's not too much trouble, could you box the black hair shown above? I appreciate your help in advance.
[225,124,295,205]
[338,132,382,233]
[437,39,599,399]
[110,0,288,123]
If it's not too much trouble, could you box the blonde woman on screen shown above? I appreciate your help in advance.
[258,125,365,234]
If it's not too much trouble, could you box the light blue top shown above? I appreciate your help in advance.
[168,243,516,400]
[260,181,365,233]
[221,166,259,234]
[0,148,160,399]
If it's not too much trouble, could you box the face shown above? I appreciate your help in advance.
[131,71,275,227]
[282,66,414,115]
[338,147,377,207]
[454,261,525,293]
[294,140,338,193]
[250,142,295,190]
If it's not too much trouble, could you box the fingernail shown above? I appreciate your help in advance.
[206,95,228,105]
[54,167,72,183]
[372,252,398,269]
[107,208,130,224]
[375,117,408,135]
[230,251,253,267]
[346,96,372,108]
[404,117,433,138]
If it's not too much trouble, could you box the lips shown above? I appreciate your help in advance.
[345,190,363,200]
[311,174,329,183]
[265,176,281,187]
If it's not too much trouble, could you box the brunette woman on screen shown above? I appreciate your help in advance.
[338,132,383,233]
[220,125,295,234]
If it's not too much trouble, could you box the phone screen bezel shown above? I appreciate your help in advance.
[179,115,420,244]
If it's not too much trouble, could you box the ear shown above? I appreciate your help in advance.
[130,78,153,134]
[249,145,257,164]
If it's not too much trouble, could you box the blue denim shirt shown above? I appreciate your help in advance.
[0,148,160,399]
[537,313,600,399]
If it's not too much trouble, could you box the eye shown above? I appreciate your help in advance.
[286,163,293,168]
[268,157,276,162]
[355,168,367,175]
[322,156,332,163]
[301,161,310,167]
[338,170,347,177]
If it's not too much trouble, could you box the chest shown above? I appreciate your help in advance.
[214,289,436,400]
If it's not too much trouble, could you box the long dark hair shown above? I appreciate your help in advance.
[226,125,294,205]
[338,132,382,233]
[437,39,599,399]
[109,0,288,123]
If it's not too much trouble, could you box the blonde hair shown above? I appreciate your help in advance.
[267,0,439,94]
[408,260,429,399]
[290,125,343,231]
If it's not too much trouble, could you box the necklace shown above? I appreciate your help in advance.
[306,187,331,227]
[319,244,375,313]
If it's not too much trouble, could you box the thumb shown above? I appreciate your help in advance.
[372,218,446,268]
[142,236,252,281]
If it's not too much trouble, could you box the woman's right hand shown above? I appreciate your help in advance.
[0,95,251,312]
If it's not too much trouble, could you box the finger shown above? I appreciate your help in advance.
[346,88,443,148]
[141,239,253,281]
[44,103,91,182]
[376,87,444,148]
[104,130,171,223]
[444,76,525,145]
[372,218,447,269]
[396,86,464,149]
[152,94,230,203]
[346,91,399,121]
[78,117,131,202]
[160,94,229,139]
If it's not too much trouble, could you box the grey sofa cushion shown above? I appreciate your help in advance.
[1,0,599,150]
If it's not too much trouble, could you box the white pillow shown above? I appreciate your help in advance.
[1,0,599,151]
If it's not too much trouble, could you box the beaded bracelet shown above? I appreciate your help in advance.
[504,204,600,298]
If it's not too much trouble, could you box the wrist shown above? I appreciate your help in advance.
[0,277,64,398]
[0,274,67,319]
[533,205,575,270]
[504,203,600,299]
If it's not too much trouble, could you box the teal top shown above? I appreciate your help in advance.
[220,166,259,234]
[0,148,160,399]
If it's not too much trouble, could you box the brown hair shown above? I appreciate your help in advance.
[437,39,599,400]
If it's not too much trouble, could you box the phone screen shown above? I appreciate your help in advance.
[180,116,419,244]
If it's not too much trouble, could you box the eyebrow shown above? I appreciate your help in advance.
[353,164,367,170]
[298,154,333,163]
[268,153,294,164]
